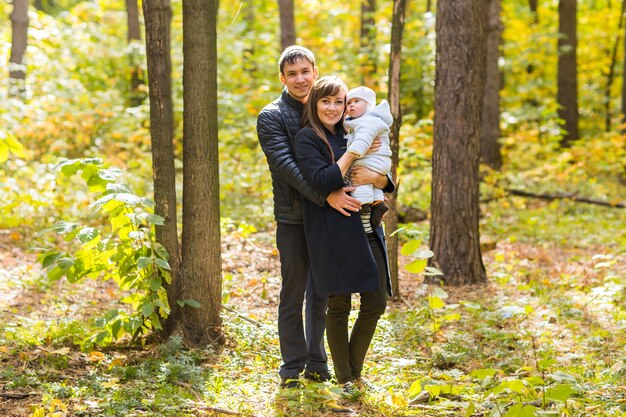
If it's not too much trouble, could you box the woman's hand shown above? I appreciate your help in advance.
[367,137,382,154]
[351,166,388,188]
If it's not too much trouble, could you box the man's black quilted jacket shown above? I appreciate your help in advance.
[257,89,327,224]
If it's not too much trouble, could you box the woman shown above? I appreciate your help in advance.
[294,76,393,400]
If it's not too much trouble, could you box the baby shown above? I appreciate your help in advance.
[344,86,393,227]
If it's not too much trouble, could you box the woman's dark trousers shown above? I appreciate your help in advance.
[326,233,388,384]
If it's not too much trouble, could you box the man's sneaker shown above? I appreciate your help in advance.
[338,381,362,401]
[304,369,332,383]
[280,377,302,389]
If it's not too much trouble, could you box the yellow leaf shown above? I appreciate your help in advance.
[50,347,71,355]
[50,398,68,410]
[89,351,106,362]
[102,378,119,389]
[0,142,8,163]
[30,407,46,417]
[390,389,408,407]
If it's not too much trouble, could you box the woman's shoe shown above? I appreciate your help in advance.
[338,381,362,401]
[355,377,378,392]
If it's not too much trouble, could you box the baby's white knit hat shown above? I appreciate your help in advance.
[347,86,376,110]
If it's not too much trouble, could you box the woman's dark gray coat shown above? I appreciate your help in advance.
[294,126,394,296]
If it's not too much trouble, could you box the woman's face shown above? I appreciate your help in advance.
[316,92,346,132]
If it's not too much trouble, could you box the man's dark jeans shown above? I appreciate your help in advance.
[276,223,328,379]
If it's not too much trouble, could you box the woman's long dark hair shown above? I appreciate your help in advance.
[302,76,348,163]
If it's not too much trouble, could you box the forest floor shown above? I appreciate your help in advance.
[1,208,626,416]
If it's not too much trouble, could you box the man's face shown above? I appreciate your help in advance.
[279,59,318,103]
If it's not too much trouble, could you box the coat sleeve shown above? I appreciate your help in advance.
[295,130,346,195]
[346,118,380,158]
[383,173,395,193]
[257,109,327,206]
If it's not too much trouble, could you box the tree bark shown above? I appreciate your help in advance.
[360,0,377,86]
[557,0,579,146]
[242,1,257,76]
[9,0,29,95]
[127,0,145,106]
[430,0,487,286]
[385,0,406,299]
[278,0,296,51]
[605,0,626,132]
[143,0,180,338]
[126,0,141,42]
[181,0,223,347]
[529,0,539,23]
[623,0,626,135]
[480,0,503,170]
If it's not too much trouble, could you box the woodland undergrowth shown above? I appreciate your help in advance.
[0,194,625,416]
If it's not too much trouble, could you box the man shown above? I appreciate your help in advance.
[256,46,391,388]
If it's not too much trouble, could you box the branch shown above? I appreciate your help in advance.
[223,306,276,333]
[0,392,34,399]
[507,189,626,208]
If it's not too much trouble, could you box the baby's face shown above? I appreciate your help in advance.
[346,98,368,118]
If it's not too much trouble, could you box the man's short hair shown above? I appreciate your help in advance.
[278,45,316,75]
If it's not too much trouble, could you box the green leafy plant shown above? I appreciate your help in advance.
[39,158,171,348]
[398,228,454,343]
[0,130,25,163]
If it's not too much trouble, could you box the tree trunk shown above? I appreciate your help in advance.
[126,0,141,41]
[430,0,488,286]
[278,0,296,51]
[9,0,29,96]
[143,0,180,339]
[181,0,223,347]
[529,0,539,23]
[480,0,503,170]
[126,0,145,106]
[622,0,626,134]
[242,1,257,76]
[607,0,626,132]
[557,0,579,146]
[385,0,406,299]
[360,0,377,86]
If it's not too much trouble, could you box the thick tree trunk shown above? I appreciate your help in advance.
[385,0,406,299]
[480,0,503,170]
[278,0,296,51]
[430,0,488,286]
[143,0,180,338]
[557,0,579,146]
[181,0,223,347]
[360,0,377,86]
[9,0,29,95]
